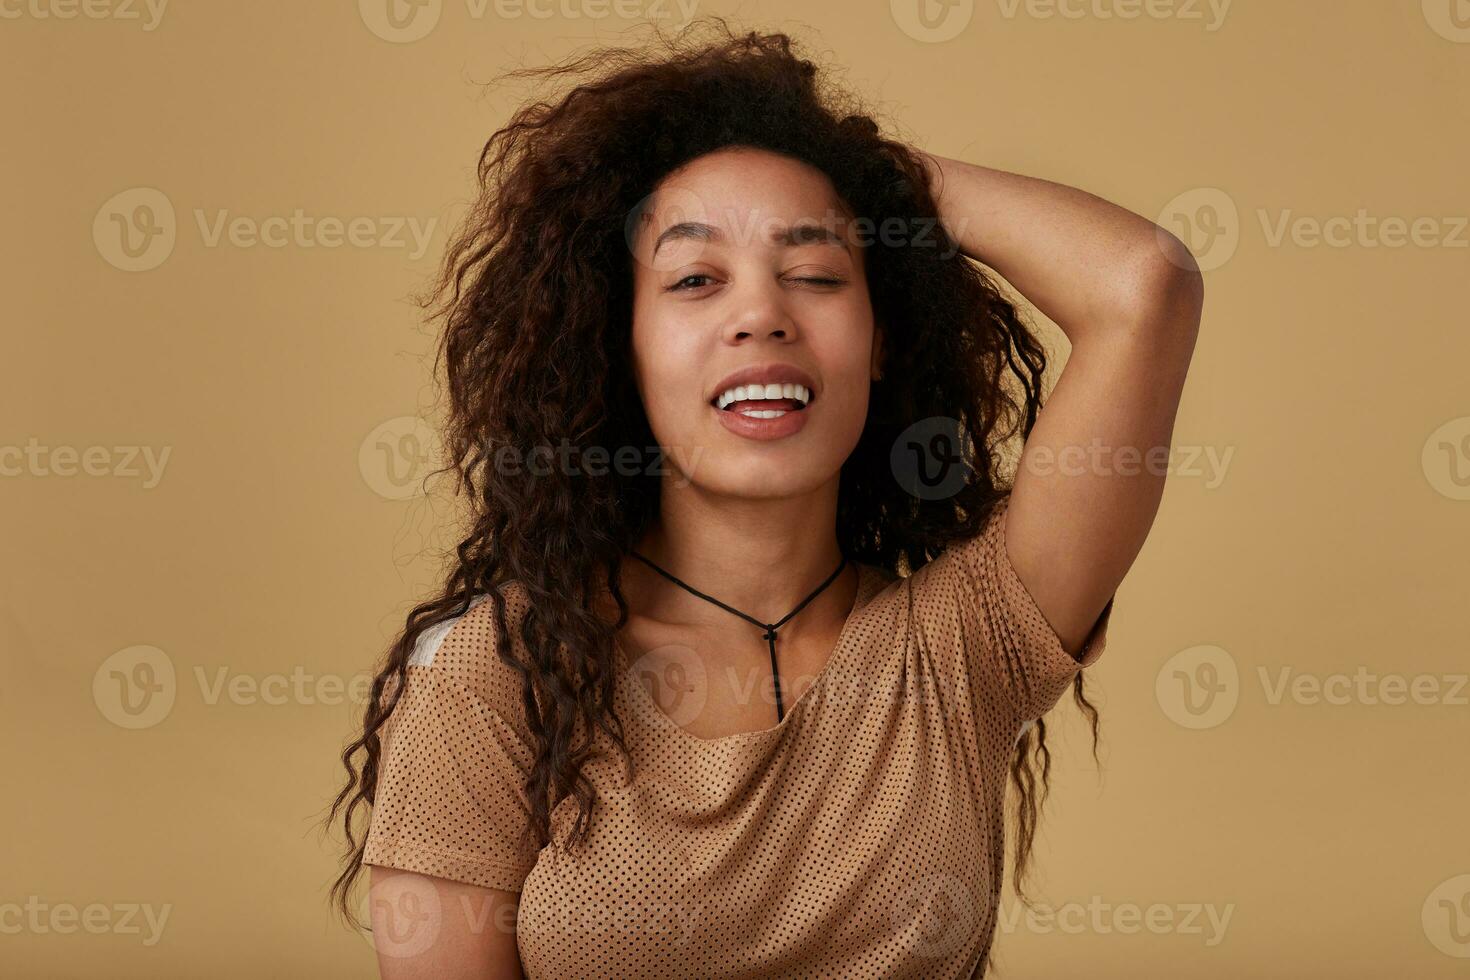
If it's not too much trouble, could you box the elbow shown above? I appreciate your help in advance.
[1111,227,1206,337]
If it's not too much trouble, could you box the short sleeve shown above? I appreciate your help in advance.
[913,495,1114,726]
[363,590,544,893]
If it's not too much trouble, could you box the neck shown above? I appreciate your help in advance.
[625,476,850,628]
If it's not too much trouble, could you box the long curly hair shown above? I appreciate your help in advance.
[326,14,1101,959]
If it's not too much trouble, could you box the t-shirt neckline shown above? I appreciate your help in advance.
[616,562,876,747]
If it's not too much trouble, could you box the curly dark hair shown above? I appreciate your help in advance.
[325,14,1101,961]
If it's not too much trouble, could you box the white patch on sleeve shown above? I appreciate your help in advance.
[407,594,492,667]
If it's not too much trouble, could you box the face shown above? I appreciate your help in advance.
[629,146,883,500]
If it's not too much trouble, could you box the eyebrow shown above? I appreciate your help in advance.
[650,220,850,257]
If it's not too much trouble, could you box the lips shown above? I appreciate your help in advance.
[712,397,809,441]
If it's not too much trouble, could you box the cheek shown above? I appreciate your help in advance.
[631,318,701,438]
[829,324,878,433]
[826,377,872,446]
[820,308,877,394]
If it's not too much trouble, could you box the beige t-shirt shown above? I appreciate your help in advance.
[363,496,1112,977]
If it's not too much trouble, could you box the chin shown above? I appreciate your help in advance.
[683,456,843,500]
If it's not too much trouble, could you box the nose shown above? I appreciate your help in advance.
[722,275,797,344]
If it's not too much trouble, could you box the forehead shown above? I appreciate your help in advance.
[631,148,859,257]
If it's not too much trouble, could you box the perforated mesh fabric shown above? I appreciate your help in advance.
[364,495,1112,977]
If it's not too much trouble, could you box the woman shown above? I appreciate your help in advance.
[328,19,1202,978]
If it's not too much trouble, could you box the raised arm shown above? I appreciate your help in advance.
[919,151,1204,656]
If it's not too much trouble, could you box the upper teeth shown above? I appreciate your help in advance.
[716,383,811,410]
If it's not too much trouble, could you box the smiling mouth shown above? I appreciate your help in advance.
[709,383,815,417]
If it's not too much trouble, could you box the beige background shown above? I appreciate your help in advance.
[3,0,1468,976]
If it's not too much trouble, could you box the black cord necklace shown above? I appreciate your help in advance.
[628,550,850,723]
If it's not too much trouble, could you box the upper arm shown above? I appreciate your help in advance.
[362,590,544,975]
[369,865,524,979]
[1005,241,1203,655]
[912,496,1114,726]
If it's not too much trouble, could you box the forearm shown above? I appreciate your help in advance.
[918,151,1201,346]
